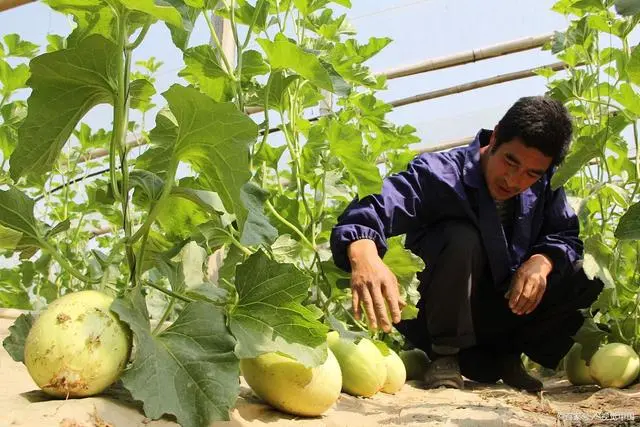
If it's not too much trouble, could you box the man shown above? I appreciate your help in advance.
[330,96,603,392]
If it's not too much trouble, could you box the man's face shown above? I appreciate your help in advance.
[482,136,553,201]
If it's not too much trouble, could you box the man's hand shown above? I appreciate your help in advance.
[348,239,405,332]
[505,254,553,315]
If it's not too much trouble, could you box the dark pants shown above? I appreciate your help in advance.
[396,221,603,382]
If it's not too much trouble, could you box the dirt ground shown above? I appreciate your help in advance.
[2,311,639,427]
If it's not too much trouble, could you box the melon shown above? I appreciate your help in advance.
[380,348,406,394]
[328,336,386,397]
[240,349,342,417]
[589,343,640,389]
[24,290,131,398]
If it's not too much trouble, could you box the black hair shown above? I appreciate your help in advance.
[493,96,573,166]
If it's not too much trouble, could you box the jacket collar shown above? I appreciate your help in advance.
[462,129,492,189]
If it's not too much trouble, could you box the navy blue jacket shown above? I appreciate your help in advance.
[330,129,583,288]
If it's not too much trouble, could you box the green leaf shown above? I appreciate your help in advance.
[179,45,234,102]
[229,250,329,367]
[2,313,34,362]
[0,60,30,96]
[0,188,43,250]
[572,317,608,361]
[257,34,333,92]
[615,0,640,15]
[262,70,299,111]
[0,268,31,309]
[46,34,66,53]
[45,218,71,238]
[239,182,278,246]
[130,78,157,112]
[628,45,640,86]
[615,201,640,240]
[270,234,303,263]
[120,0,184,28]
[161,0,200,50]
[9,35,117,180]
[0,225,23,250]
[383,236,425,282]
[156,196,209,240]
[240,50,269,79]
[45,0,116,46]
[176,241,207,289]
[612,83,640,116]
[254,143,286,170]
[217,0,269,32]
[111,288,240,427]
[327,119,382,198]
[2,34,39,58]
[551,136,601,189]
[582,253,615,288]
[140,85,257,228]
[130,169,164,203]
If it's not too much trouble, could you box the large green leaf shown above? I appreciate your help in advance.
[257,33,334,91]
[327,119,382,198]
[628,44,640,87]
[139,84,257,227]
[229,250,329,367]
[615,201,640,240]
[1,313,34,362]
[111,289,240,427]
[9,35,117,180]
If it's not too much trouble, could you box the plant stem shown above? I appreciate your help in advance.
[265,200,314,249]
[221,227,253,256]
[41,241,101,284]
[229,0,245,112]
[130,158,178,244]
[112,10,137,285]
[152,297,175,335]
[251,75,272,169]
[0,93,8,109]
[241,0,267,49]
[203,11,236,79]
[142,280,192,303]
[126,17,152,50]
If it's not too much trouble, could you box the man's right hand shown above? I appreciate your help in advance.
[347,239,405,333]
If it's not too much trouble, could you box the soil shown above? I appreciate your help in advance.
[2,310,639,427]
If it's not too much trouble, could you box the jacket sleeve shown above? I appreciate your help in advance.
[330,154,437,272]
[530,185,583,277]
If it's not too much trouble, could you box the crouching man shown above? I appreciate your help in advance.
[330,96,603,392]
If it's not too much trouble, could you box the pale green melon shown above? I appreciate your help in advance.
[24,290,131,398]
[329,336,386,397]
[240,349,342,417]
[565,343,595,386]
[381,348,406,394]
[589,343,640,389]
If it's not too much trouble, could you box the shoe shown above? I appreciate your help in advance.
[423,354,464,390]
[499,353,543,392]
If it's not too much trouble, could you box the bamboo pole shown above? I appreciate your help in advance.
[0,0,32,12]
[390,62,568,108]
[381,33,554,80]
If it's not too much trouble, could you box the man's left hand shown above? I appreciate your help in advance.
[505,254,554,315]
